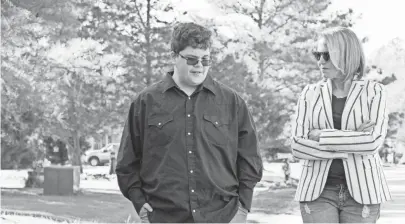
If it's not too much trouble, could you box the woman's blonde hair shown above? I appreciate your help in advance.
[319,27,365,81]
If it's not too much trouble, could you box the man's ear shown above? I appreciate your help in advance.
[171,52,178,69]
[171,52,177,58]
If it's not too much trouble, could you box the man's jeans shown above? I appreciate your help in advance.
[299,184,380,223]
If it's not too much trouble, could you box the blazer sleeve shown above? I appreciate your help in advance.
[291,85,349,160]
[318,83,388,155]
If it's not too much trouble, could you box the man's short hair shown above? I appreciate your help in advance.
[170,22,212,54]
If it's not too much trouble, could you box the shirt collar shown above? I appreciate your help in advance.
[161,71,217,95]
[162,72,177,93]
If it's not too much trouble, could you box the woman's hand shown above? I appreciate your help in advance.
[357,120,376,132]
[308,129,323,142]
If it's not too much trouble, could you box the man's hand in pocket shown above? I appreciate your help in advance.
[139,203,153,223]
[230,205,248,223]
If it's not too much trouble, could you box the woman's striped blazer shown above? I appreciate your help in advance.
[291,78,391,205]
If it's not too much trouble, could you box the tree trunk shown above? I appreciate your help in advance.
[71,130,83,173]
[69,72,83,173]
[145,0,152,85]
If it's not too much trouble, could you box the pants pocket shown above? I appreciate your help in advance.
[299,201,339,223]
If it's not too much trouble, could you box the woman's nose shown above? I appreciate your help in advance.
[318,57,326,66]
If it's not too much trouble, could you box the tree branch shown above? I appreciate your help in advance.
[263,0,294,26]
[132,0,146,30]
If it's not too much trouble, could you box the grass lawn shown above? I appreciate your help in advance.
[1,188,139,223]
[1,187,298,223]
[251,188,299,215]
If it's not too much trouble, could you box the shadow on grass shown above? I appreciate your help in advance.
[2,187,299,222]
[251,188,299,215]
[1,188,140,223]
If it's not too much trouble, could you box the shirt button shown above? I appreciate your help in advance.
[193,209,196,213]
[187,114,191,117]
[188,97,191,100]
[215,121,218,125]
[189,151,192,154]
[191,189,194,193]
[158,122,161,126]
[190,170,193,173]
[187,132,191,136]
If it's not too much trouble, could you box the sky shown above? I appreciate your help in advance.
[176,0,405,56]
[328,0,405,55]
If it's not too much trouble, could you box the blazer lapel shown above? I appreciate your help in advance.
[319,79,334,129]
[342,80,366,130]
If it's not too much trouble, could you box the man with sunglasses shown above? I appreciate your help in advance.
[116,22,263,223]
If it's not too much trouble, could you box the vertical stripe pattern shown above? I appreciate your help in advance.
[291,79,391,204]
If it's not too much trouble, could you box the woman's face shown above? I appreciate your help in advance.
[315,38,344,80]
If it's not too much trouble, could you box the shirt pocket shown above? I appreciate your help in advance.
[202,114,230,146]
[146,114,175,148]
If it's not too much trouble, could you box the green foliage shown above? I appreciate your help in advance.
[42,136,91,164]
[207,0,356,145]
[387,112,405,139]
[1,9,46,168]
[1,0,121,168]
[43,137,69,165]
[2,0,376,169]
[80,0,174,87]
[1,100,44,169]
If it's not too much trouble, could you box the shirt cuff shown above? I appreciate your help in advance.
[238,185,254,212]
[129,188,146,214]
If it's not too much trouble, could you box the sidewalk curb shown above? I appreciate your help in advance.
[1,209,76,223]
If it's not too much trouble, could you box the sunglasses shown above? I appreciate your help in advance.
[312,51,330,62]
[179,54,211,66]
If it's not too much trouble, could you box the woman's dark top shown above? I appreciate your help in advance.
[326,95,347,185]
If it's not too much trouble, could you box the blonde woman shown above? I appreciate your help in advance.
[291,27,391,223]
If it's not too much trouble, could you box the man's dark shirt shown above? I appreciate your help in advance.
[116,72,263,223]
[326,95,347,185]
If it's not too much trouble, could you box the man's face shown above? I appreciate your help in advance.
[174,46,210,87]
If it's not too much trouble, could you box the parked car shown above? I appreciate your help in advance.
[83,143,119,166]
